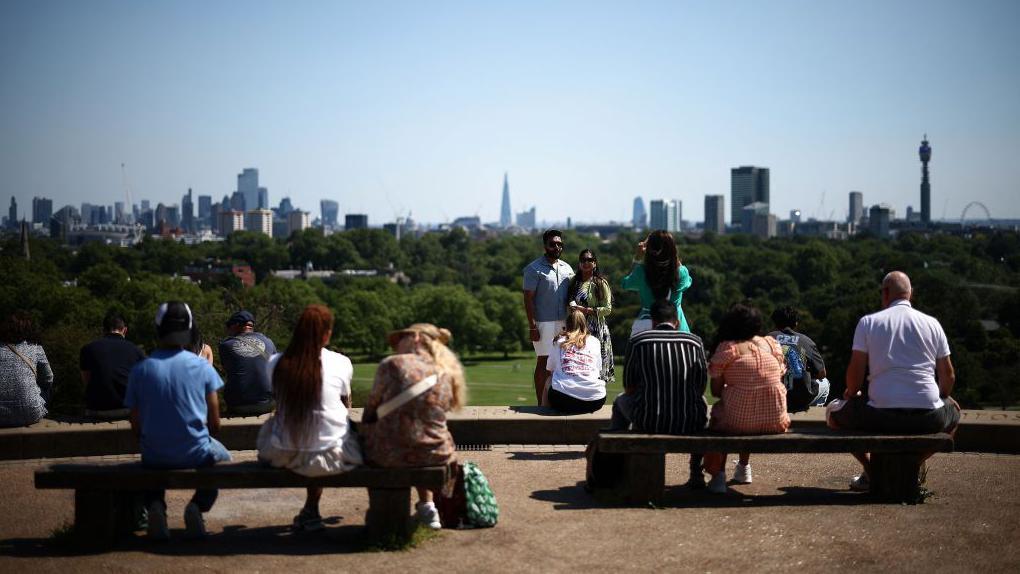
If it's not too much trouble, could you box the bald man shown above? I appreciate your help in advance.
[830,271,960,491]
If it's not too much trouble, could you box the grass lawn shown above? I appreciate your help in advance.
[351,353,715,407]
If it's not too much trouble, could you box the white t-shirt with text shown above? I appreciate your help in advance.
[547,335,605,401]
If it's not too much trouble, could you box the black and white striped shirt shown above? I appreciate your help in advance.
[624,326,708,434]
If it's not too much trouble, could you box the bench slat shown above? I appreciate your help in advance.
[35,461,447,490]
[598,431,954,454]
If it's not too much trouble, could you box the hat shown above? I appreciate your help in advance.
[225,310,255,327]
[386,323,451,349]
[155,301,193,347]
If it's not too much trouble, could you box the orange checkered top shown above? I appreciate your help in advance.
[708,336,790,435]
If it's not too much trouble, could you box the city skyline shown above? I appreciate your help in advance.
[2,1,1019,225]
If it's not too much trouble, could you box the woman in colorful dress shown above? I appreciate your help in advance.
[702,303,789,494]
[621,229,692,336]
[361,323,466,530]
[567,249,615,387]
[0,311,53,427]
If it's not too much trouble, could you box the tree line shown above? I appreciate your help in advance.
[2,227,1018,414]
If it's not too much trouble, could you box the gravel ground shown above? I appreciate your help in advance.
[0,448,1017,573]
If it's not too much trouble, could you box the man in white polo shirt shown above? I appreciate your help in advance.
[523,229,574,405]
[830,271,960,491]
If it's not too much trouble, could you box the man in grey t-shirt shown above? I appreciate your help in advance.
[522,229,574,404]
[218,310,276,415]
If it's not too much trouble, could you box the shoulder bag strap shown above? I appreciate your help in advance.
[376,374,438,420]
[5,344,37,376]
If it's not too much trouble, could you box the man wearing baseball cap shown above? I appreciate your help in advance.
[219,309,277,415]
[126,301,231,541]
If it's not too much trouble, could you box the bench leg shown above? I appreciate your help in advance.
[74,490,121,548]
[869,453,923,503]
[617,454,666,505]
[365,487,412,544]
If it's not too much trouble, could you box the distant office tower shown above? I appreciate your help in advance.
[869,204,891,238]
[632,197,647,229]
[741,202,774,238]
[198,195,212,220]
[320,200,339,227]
[500,173,512,228]
[154,203,167,227]
[288,210,310,235]
[8,197,16,228]
[140,200,150,212]
[666,200,682,232]
[648,200,669,230]
[32,197,53,224]
[81,203,95,225]
[164,205,180,228]
[230,191,246,212]
[919,135,932,223]
[257,187,268,210]
[790,209,802,224]
[730,166,770,227]
[345,214,368,230]
[516,207,536,230]
[246,209,273,237]
[237,168,259,212]
[277,197,294,217]
[848,191,864,224]
[219,210,244,236]
[704,195,725,234]
[114,201,124,224]
[181,188,194,233]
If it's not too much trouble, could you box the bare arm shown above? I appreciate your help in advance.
[207,392,221,435]
[844,350,868,399]
[936,355,956,398]
[523,290,540,342]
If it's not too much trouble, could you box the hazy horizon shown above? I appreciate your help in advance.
[2,0,1018,226]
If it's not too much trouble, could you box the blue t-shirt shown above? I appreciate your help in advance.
[522,257,574,322]
[125,348,224,468]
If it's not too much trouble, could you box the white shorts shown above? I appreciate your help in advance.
[532,320,565,357]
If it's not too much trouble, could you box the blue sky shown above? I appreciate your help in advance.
[2,0,1018,226]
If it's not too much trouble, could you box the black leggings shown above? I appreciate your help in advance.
[548,388,606,414]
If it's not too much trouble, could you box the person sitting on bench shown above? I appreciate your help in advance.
[361,323,466,530]
[608,298,708,488]
[126,301,231,541]
[829,271,961,492]
[544,308,606,414]
[80,311,145,419]
[703,303,790,494]
[257,304,363,532]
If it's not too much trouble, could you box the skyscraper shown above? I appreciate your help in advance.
[198,195,212,219]
[345,214,368,230]
[8,197,16,229]
[246,209,273,237]
[704,195,725,234]
[848,191,864,224]
[649,200,667,230]
[666,200,682,232]
[32,197,53,224]
[257,187,268,210]
[320,200,339,228]
[237,168,259,212]
[181,188,194,233]
[288,210,310,235]
[516,207,536,230]
[919,135,932,223]
[500,173,511,228]
[632,197,647,229]
[869,204,891,238]
[730,166,770,227]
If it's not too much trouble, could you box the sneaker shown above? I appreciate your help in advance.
[415,501,442,530]
[849,474,871,492]
[733,462,753,484]
[184,502,207,539]
[707,471,728,494]
[147,500,169,541]
[291,507,325,532]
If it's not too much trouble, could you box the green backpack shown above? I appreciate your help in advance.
[463,462,499,527]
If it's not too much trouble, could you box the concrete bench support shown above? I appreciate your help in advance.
[36,462,448,548]
[596,430,954,505]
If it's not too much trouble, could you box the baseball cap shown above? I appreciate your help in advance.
[225,310,255,327]
[155,301,193,347]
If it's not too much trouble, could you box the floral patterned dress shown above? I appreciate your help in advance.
[573,279,615,386]
[361,351,457,494]
[708,336,790,435]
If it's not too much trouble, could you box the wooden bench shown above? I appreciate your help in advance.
[35,461,448,547]
[594,430,954,504]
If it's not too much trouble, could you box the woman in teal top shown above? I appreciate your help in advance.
[621,230,692,335]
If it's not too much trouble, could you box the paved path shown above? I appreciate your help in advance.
[1,448,1018,573]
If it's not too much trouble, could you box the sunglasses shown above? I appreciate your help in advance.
[546,242,564,248]
[580,257,596,263]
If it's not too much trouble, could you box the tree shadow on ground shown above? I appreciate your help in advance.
[0,521,407,558]
[532,481,880,510]
[508,451,586,461]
